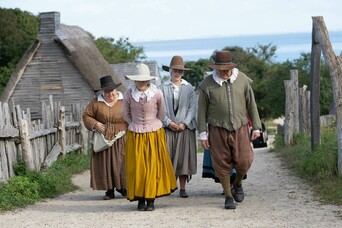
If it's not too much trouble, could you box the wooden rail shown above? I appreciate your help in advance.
[0,95,90,182]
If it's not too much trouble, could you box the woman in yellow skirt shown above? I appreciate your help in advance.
[122,63,177,211]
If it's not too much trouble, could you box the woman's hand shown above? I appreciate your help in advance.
[95,122,105,134]
[168,122,179,131]
[178,123,186,131]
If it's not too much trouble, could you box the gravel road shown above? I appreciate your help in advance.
[0,135,341,228]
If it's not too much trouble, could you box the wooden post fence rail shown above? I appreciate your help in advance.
[0,95,89,182]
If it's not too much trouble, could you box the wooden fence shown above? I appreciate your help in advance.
[0,95,90,182]
[283,70,335,145]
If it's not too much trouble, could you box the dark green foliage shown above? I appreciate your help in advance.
[0,8,39,94]
[93,36,146,64]
[184,58,210,87]
[0,176,41,210]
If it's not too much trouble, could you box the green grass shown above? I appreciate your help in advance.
[0,151,90,211]
[272,126,342,205]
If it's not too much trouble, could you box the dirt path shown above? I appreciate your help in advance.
[1,136,341,227]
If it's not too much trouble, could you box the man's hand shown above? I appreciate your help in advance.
[201,139,209,149]
[251,131,261,141]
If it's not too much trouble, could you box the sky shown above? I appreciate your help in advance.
[2,0,342,42]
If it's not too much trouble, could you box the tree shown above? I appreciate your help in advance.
[93,37,146,64]
[183,58,210,87]
[0,8,39,94]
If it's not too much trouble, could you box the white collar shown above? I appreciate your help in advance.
[164,79,189,86]
[212,68,239,86]
[131,83,158,102]
[97,91,123,106]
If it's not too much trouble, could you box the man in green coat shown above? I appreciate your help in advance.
[197,50,262,209]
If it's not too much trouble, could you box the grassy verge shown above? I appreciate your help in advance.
[272,125,342,205]
[0,151,90,211]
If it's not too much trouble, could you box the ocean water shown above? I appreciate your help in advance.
[133,31,342,70]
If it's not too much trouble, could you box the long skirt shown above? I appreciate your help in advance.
[90,135,126,190]
[125,128,178,201]
[164,128,197,177]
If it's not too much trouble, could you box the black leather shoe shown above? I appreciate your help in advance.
[224,197,236,209]
[179,190,189,198]
[103,189,115,200]
[137,199,146,211]
[232,184,244,202]
[116,188,127,197]
[146,200,155,211]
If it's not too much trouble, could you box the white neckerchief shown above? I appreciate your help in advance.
[212,68,239,86]
[131,83,158,102]
[97,91,123,106]
[163,78,190,86]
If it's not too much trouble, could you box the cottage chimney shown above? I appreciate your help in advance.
[39,12,60,35]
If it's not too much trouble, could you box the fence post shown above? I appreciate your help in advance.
[290,70,300,134]
[59,106,66,156]
[299,85,311,133]
[18,118,35,170]
[284,79,295,146]
[80,120,89,155]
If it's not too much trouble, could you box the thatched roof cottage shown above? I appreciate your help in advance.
[0,11,125,119]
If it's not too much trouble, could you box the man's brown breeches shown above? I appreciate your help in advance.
[208,124,253,179]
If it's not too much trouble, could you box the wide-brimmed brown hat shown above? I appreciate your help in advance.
[208,51,237,70]
[99,75,121,91]
[162,55,191,71]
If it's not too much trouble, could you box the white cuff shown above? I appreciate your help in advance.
[199,132,208,140]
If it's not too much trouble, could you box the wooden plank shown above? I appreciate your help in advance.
[19,118,35,170]
[0,102,3,129]
[80,120,89,155]
[284,79,295,146]
[0,141,9,181]
[59,106,66,156]
[66,143,82,154]
[5,140,15,177]
[28,128,57,140]
[310,24,322,148]
[290,70,299,134]
[42,143,61,168]
[0,127,19,138]
[65,122,80,129]
[6,140,17,178]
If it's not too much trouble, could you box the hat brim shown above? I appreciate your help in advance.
[100,82,121,91]
[162,65,191,72]
[208,63,237,70]
[125,75,157,81]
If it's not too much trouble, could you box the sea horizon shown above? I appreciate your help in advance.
[133,31,342,72]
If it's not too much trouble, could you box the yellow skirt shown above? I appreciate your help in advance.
[125,128,177,201]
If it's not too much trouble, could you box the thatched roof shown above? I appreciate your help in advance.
[55,24,125,92]
[1,11,125,102]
